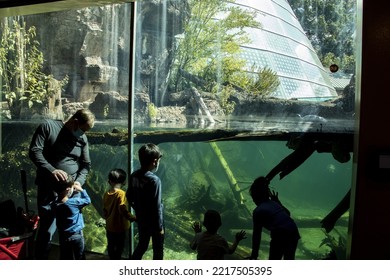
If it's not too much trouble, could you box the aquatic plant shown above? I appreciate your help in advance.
[319,229,347,259]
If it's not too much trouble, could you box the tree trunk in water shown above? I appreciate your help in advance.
[209,142,251,216]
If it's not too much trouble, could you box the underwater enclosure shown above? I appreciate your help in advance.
[0,0,357,259]
[0,122,352,259]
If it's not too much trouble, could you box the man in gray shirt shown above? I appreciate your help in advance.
[29,109,95,259]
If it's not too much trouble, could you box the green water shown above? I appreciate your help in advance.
[85,140,351,259]
[0,123,352,260]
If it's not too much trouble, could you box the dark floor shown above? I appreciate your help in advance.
[48,243,109,260]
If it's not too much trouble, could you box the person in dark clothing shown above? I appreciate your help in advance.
[126,143,164,260]
[29,108,95,259]
[53,173,91,260]
[249,176,300,260]
[190,209,246,260]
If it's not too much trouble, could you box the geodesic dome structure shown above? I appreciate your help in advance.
[234,0,337,101]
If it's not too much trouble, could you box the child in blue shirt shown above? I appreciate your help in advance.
[53,174,91,259]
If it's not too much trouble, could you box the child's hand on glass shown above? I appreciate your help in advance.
[191,221,202,233]
[235,230,246,241]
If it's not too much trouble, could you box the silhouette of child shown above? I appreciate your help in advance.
[249,176,300,260]
[190,209,246,260]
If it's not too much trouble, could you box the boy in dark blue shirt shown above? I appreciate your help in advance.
[127,143,164,260]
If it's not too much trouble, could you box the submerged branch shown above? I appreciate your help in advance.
[87,129,354,153]
[86,129,282,145]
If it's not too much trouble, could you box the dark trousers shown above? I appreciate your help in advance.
[106,230,126,260]
[269,236,299,260]
[59,231,85,260]
[34,188,57,260]
[131,225,164,260]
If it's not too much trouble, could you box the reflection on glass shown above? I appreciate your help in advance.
[133,0,354,130]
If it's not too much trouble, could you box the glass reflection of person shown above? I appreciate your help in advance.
[126,143,164,260]
[249,177,300,260]
[29,109,95,259]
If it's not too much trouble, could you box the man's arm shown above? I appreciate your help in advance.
[29,122,56,172]
[74,139,91,186]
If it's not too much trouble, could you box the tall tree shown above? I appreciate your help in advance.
[171,0,262,92]
[0,18,54,119]
[288,0,356,73]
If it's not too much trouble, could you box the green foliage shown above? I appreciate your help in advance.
[0,18,55,119]
[252,67,281,96]
[171,0,262,92]
[289,0,356,73]
[0,142,36,205]
[148,102,157,120]
[322,52,339,68]
[219,85,236,116]
[230,66,280,96]
[320,230,347,259]
[169,0,282,114]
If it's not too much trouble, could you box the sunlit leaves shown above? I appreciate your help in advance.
[0,19,53,119]
[169,0,282,115]
[172,0,262,92]
[289,0,356,73]
[229,66,280,96]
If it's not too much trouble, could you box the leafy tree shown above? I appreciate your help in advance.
[288,0,356,73]
[171,0,279,97]
[0,18,56,119]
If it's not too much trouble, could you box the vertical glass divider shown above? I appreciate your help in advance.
[128,0,136,258]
